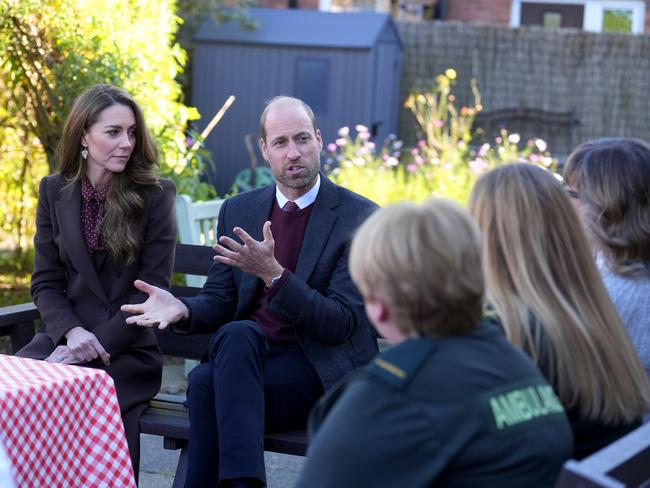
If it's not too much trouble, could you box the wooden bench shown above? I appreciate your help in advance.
[554,421,650,488]
[474,107,580,155]
[0,243,308,487]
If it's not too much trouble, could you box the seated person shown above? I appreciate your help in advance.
[296,198,573,488]
[564,138,650,388]
[16,84,176,475]
[469,163,650,457]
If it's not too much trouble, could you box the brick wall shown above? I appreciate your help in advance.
[444,0,511,24]
[258,0,319,9]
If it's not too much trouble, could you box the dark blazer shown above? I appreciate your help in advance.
[17,174,177,413]
[184,175,379,389]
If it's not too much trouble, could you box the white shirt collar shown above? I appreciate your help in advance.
[275,174,320,210]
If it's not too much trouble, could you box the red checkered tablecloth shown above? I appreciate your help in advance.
[0,354,136,487]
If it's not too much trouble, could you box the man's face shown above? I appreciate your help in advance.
[260,101,322,199]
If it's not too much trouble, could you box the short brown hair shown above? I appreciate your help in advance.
[259,96,317,141]
[350,198,484,337]
[564,137,650,275]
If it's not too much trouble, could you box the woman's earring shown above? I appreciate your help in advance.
[81,147,88,160]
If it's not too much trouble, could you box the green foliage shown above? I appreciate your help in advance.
[328,70,557,206]
[0,0,216,255]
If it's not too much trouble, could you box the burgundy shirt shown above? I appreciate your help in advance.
[250,199,313,344]
[80,176,108,254]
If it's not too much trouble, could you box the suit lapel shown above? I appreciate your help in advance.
[238,185,276,306]
[295,176,338,281]
[55,180,109,303]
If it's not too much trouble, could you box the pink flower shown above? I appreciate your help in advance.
[365,142,376,150]
[336,138,347,146]
[355,124,369,133]
[411,148,420,156]
[338,126,349,137]
[415,155,424,165]
[469,158,488,175]
[327,143,337,152]
[433,119,444,128]
[417,139,426,148]
[478,143,489,157]
[407,163,417,173]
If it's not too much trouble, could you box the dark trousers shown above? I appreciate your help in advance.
[184,320,323,487]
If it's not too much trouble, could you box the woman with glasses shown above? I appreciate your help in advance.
[469,163,649,458]
[564,138,650,393]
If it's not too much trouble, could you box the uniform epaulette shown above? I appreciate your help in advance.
[366,339,436,389]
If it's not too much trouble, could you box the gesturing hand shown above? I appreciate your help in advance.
[214,221,284,286]
[121,279,189,330]
[64,327,111,366]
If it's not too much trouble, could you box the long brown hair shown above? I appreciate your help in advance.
[469,163,649,424]
[57,84,159,264]
[564,137,650,275]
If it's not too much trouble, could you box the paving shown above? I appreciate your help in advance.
[138,360,305,487]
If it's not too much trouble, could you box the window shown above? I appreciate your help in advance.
[543,11,564,27]
[511,0,645,34]
[602,8,634,32]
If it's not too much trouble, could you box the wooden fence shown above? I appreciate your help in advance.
[396,21,650,156]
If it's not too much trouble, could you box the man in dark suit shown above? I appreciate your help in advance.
[121,96,378,487]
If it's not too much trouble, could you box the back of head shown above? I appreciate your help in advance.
[350,198,484,338]
[469,163,649,424]
[564,137,650,275]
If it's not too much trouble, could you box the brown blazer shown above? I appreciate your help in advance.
[18,174,177,414]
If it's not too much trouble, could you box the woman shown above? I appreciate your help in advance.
[17,84,177,474]
[564,138,650,383]
[469,163,649,458]
[296,199,573,487]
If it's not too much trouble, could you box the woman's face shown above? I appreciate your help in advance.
[82,103,136,186]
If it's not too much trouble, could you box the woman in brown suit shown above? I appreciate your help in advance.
[17,84,177,477]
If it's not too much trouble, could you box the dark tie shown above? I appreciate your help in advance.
[283,201,300,212]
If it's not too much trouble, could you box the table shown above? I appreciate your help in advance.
[0,354,136,487]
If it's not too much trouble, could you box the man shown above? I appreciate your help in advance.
[121,96,378,487]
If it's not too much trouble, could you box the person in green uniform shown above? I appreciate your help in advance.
[296,198,573,488]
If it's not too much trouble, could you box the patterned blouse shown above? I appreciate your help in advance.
[80,176,108,253]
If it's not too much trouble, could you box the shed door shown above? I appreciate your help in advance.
[372,44,400,141]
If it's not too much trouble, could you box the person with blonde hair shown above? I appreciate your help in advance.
[564,138,650,385]
[469,163,650,458]
[296,198,573,488]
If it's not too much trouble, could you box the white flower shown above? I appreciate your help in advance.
[508,133,521,144]
[338,126,350,137]
[535,139,548,152]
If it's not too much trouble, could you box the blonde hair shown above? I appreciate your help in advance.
[57,84,159,265]
[564,137,650,275]
[469,163,649,424]
[350,198,484,337]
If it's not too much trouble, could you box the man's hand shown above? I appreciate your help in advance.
[63,327,111,366]
[214,221,284,286]
[121,279,189,329]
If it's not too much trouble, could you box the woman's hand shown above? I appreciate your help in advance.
[64,327,111,366]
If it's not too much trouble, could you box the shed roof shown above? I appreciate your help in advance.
[194,8,401,49]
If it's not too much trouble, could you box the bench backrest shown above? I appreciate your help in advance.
[175,194,225,287]
[153,243,215,360]
[554,422,650,487]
